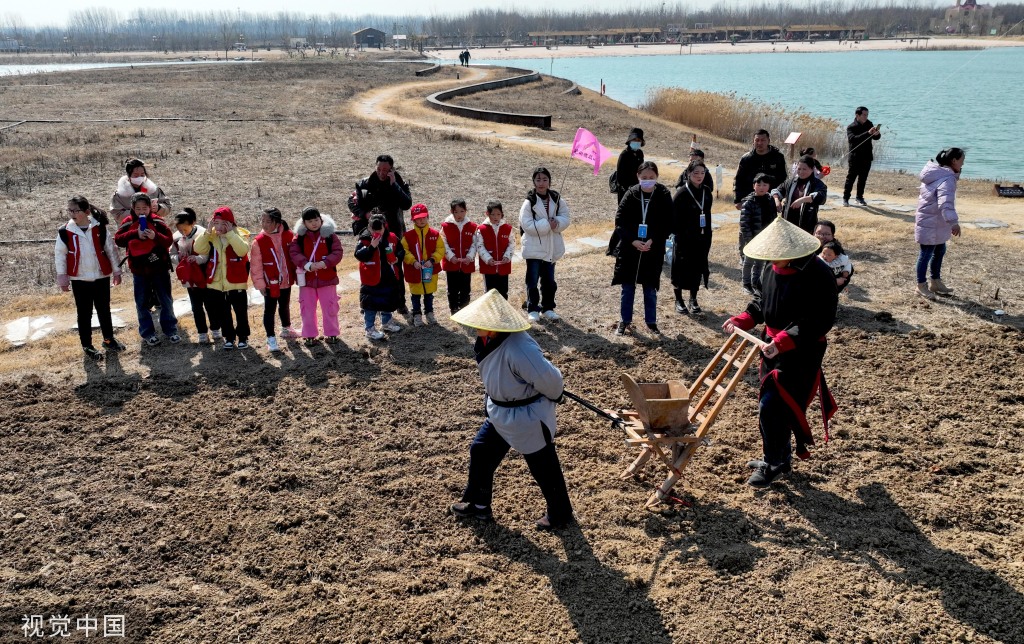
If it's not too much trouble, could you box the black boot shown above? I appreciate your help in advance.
[689,294,702,315]
[674,289,688,315]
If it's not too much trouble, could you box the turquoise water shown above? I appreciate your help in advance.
[476,48,1023,181]
[0,59,256,77]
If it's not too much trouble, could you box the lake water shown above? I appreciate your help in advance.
[0,59,256,78]
[476,48,1024,181]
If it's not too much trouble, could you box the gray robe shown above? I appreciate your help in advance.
[480,332,564,455]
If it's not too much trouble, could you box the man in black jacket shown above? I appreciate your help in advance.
[351,154,413,313]
[843,106,881,207]
[733,129,787,207]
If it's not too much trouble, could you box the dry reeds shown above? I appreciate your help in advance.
[640,87,849,163]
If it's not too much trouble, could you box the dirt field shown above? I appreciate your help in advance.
[1,55,1023,643]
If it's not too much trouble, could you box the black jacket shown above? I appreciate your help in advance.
[772,175,828,234]
[733,145,787,204]
[352,171,413,236]
[611,184,672,287]
[615,147,644,203]
[847,119,881,161]
[353,228,405,312]
[739,191,775,245]
[671,181,714,291]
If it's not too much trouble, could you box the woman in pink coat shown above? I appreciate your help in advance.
[913,148,964,300]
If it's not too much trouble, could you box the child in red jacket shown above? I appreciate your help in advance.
[474,200,515,300]
[113,192,179,346]
[289,207,344,346]
[441,198,477,314]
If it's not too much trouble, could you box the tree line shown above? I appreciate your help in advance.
[2,3,1023,53]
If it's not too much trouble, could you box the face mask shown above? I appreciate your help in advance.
[130,176,145,186]
[629,141,641,151]
[639,179,658,190]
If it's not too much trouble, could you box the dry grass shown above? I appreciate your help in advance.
[641,87,850,161]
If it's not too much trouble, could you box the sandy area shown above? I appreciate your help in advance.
[1,56,1023,643]
[430,36,1024,60]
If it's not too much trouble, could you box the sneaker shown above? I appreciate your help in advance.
[675,298,689,314]
[412,315,424,327]
[365,328,385,341]
[746,459,768,470]
[223,341,235,350]
[324,336,339,344]
[83,346,102,360]
[528,311,541,323]
[102,338,126,352]
[842,199,850,207]
[855,197,868,206]
[425,312,437,325]
[237,340,249,349]
[197,333,210,344]
[929,278,954,295]
[279,327,299,339]
[747,461,791,488]
[382,321,402,333]
[168,334,181,344]
[646,323,661,334]
[689,300,703,315]
[211,330,223,341]
[267,336,280,352]
[450,502,493,521]
[614,321,630,336]
[303,337,318,347]
[144,336,161,347]
[916,282,936,301]
[542,310,560,321]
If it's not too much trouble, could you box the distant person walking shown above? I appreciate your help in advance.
[733,129,787,208]
[843,106,881,207]
[913,148,964,300]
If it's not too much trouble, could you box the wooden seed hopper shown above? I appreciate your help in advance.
[616,330,766,508]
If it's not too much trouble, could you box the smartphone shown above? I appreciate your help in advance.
[139,214,148,232]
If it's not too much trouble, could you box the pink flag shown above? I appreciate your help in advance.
[570,127,614,176]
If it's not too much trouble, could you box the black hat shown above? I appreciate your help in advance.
[301,206,322,221]
[626,128,645,145]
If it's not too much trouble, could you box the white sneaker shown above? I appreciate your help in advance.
[211,330,223,340]
[542,310,560,321]
[279,327,299,339]
[528,311,541,323]
[197,333,210,344]
[365,328,385,341]
[267,336,280,352]
[381,321,402,333]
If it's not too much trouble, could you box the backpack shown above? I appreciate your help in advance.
[608,170,619,194]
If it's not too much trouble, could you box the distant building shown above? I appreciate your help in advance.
[353,27,386,48]
[931,0,1004,34]
[289,37,308,49]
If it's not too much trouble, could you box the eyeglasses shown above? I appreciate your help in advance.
[67,208,83,214]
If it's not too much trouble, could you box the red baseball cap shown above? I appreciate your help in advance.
[212,206,236,225]
[410,203,429,220]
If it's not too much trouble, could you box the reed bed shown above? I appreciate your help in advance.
[640,87,851,163]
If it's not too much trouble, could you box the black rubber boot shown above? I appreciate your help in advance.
[674,289,688,314]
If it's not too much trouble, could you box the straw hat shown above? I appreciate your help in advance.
[451,289,532,332]
[743,217,822,261]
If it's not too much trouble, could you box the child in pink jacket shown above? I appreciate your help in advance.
[289,207,344,346]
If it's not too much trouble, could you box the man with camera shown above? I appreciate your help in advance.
[843,106,882,207]
[350,154,413,313]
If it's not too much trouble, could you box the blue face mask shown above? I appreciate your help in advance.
[629,141,642,151]
[639,179,658,190]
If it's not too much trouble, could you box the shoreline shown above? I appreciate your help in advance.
[430,36,1024,60]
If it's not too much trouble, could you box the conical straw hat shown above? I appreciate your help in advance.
[451,289,532,332]
[743,217,822,261]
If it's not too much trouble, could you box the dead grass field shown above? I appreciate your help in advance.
[1,55,1023,643]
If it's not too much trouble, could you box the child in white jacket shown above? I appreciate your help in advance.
[54,196,124,359]
[518,167,570,322]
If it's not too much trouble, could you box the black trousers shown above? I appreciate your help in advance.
[446,271,472,313]
[263,287,292,337]
[211,289,250,342]
[461,419,573,526]
[186,287,217,334]
[843,157,872,200]
[483,274,510,299]
[71,278,113,347]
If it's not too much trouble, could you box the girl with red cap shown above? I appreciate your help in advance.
[193,207,252,349]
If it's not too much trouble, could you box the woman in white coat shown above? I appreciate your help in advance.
[518,167,571,322]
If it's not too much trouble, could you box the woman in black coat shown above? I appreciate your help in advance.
[612,161,672,335]
[671,162,714,315]
[614,127,645,206]
[771,155,828,234]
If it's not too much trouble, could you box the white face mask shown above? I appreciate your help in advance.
[130,176,146,186]
[629,141,642,151]
[639,179,658,190]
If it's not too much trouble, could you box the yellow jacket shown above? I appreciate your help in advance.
[402,226,446,295]
[193,227,251,291]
